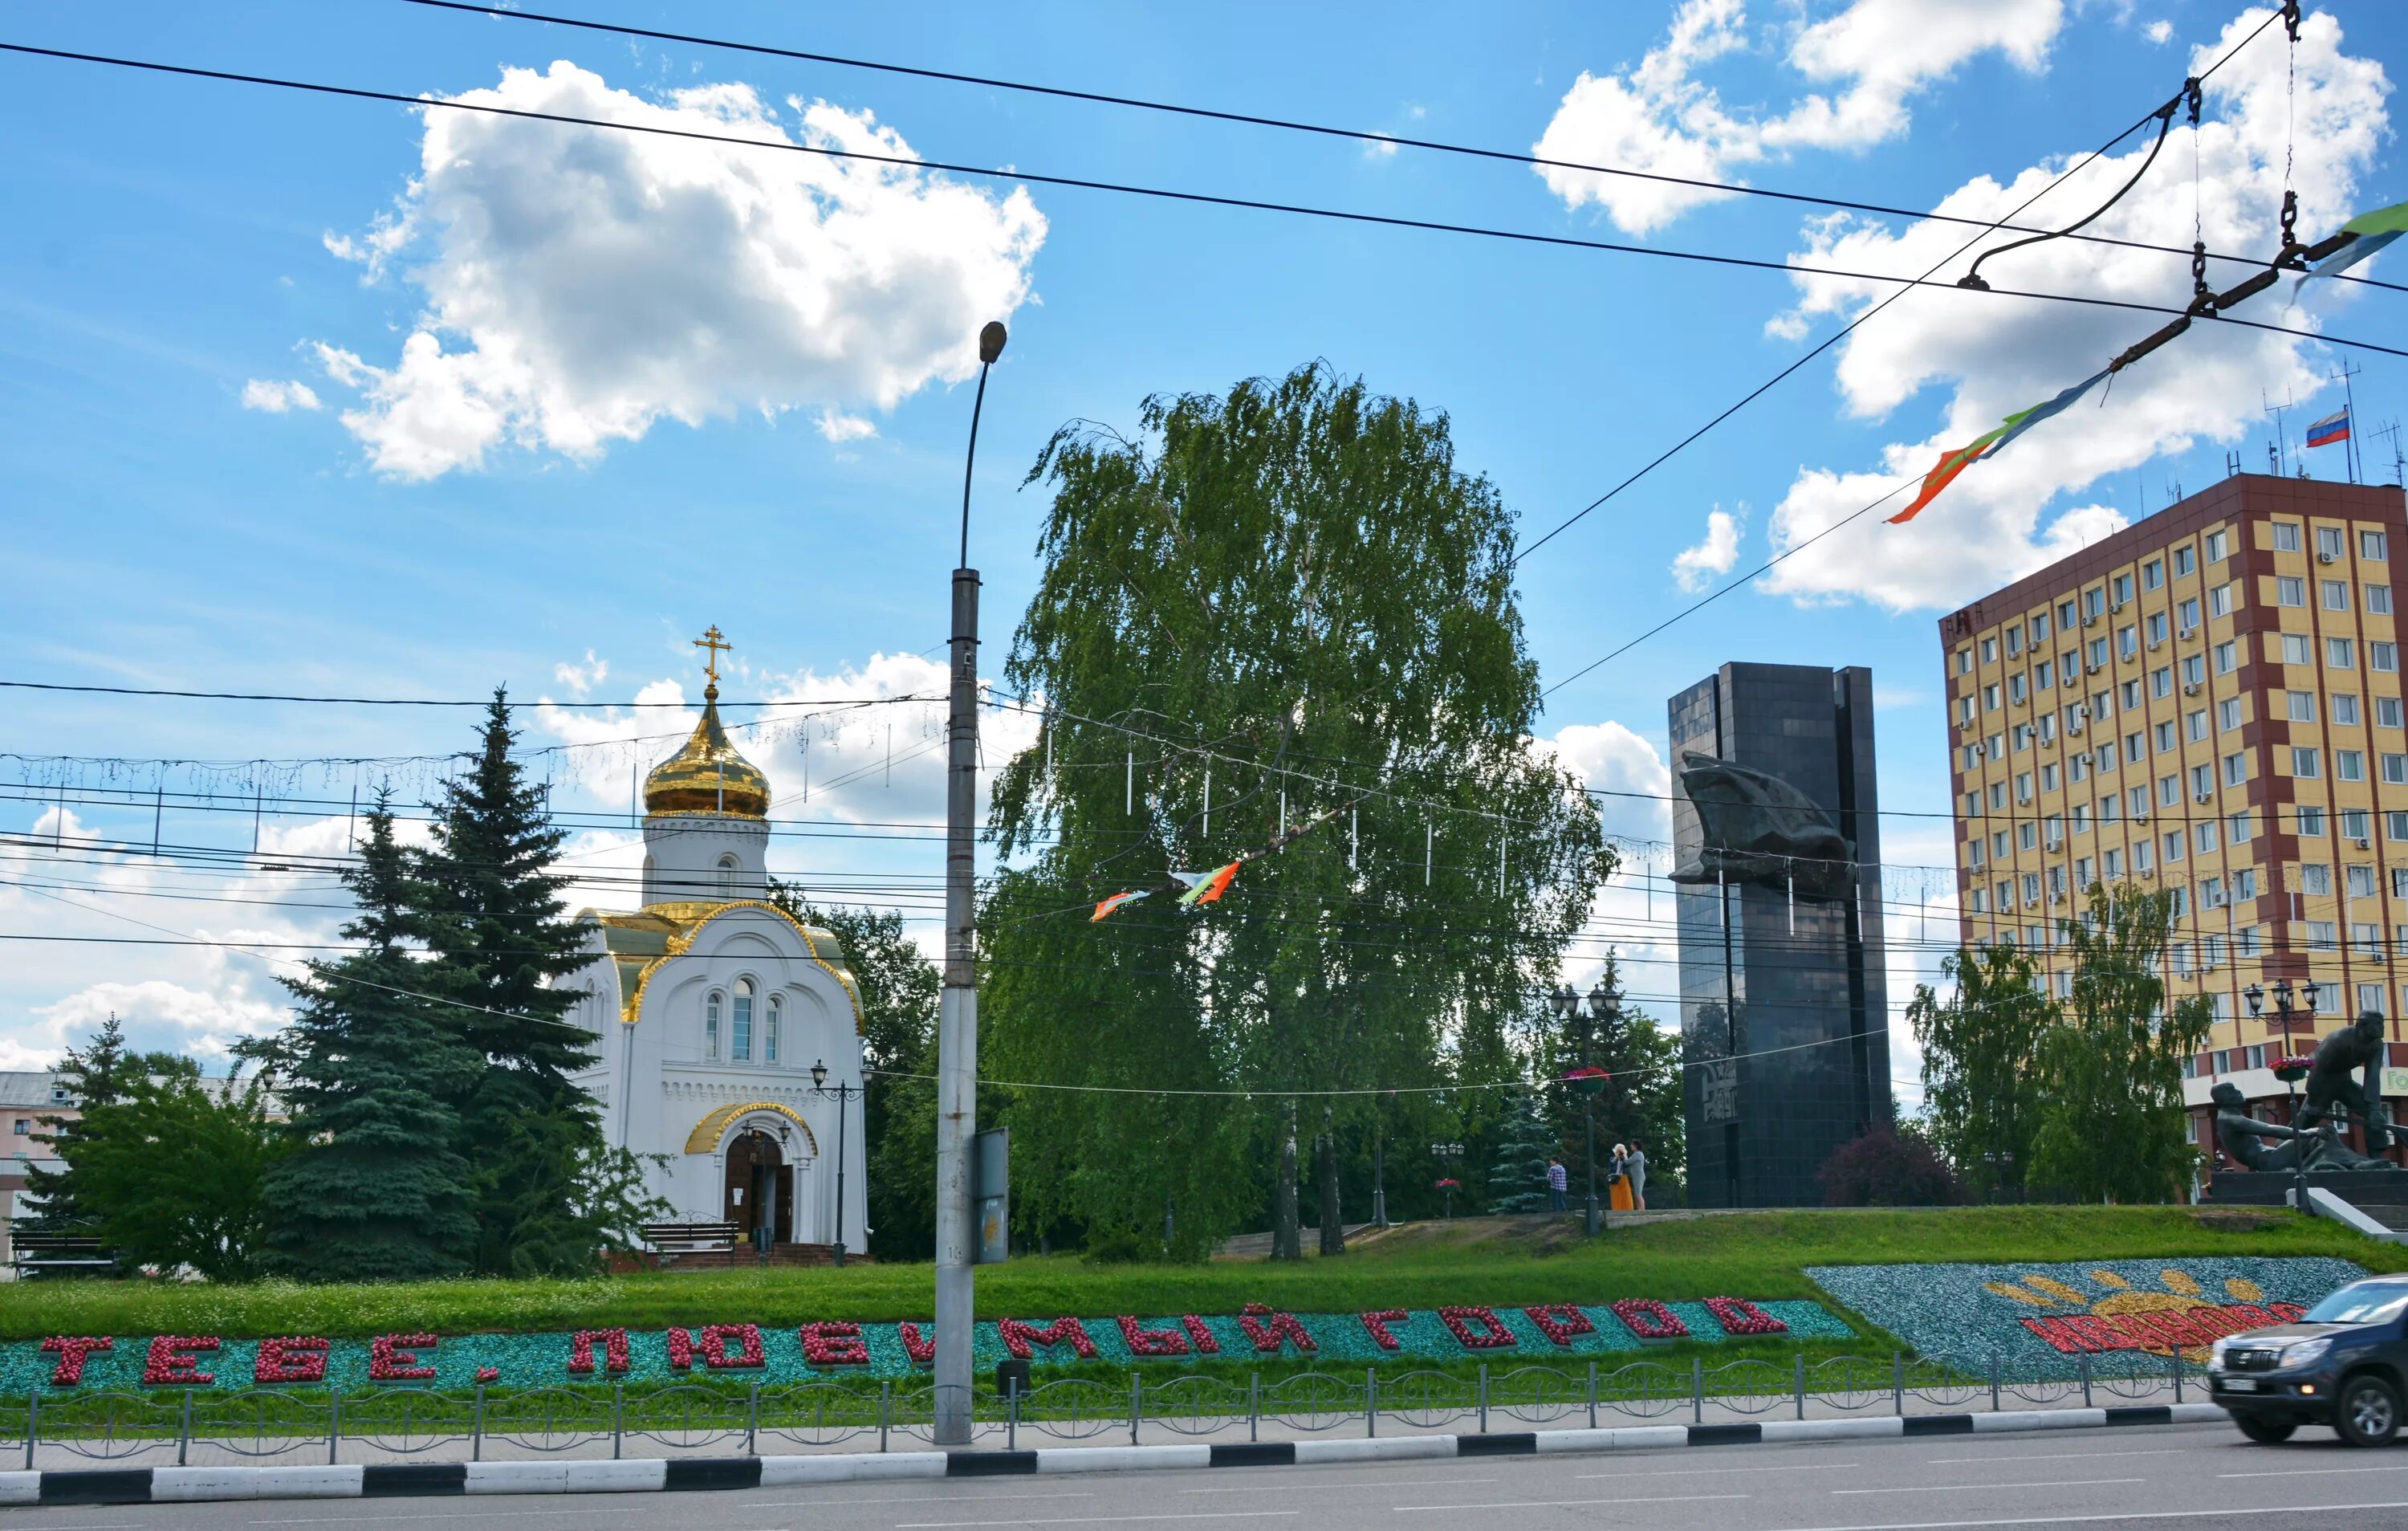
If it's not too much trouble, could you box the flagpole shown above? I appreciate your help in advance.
[2341,362,2364,485]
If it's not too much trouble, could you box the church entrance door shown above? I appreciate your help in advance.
[774,1165,795,1244]
[723,1130,784,1248]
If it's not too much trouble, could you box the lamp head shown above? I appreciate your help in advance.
[811,1059,829,1090]
[1588,979,1621,1022]
[978,321,1008,365]
[2245,982,2264,1016]
[1550,984,1577,1021]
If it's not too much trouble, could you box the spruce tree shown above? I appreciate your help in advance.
[416,691,604,1274]
[23,1012,135,1236]
[256,792,481,1279]
[1483,1089,1557,1215]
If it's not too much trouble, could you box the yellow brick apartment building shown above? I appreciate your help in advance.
[1940,474,2408,1158]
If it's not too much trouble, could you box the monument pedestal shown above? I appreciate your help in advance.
[2207,1169,2408,1207]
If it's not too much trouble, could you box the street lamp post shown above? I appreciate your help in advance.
[1433,1142,1463,1219]
[809,1060,862,1268]
[2245,979,2317,1216]
[935,320,1007,1446]
[1552,979,1618,1236]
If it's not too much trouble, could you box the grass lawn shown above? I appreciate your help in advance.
[0,1206,2390,1341]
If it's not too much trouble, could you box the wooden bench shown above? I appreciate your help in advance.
[643,1222,741,1256]
[10,1234,115,1277]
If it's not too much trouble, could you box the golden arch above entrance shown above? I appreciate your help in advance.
[683,1100,820,1156]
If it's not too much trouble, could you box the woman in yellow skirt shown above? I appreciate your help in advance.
[1607,1142,1636,1211]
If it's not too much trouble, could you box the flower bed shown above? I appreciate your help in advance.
[0,1297,1851,1391]
[1805,1256,2366,1369]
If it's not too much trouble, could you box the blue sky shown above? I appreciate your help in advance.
[1,1,2402,1097]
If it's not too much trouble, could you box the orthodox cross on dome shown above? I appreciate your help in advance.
[694,625,732,694]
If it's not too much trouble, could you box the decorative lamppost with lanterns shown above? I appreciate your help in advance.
[1552,977,1620,1236]
[809,1059,864,1267]
[2245,979,2319,1217]
[1432,1142,1464,1219]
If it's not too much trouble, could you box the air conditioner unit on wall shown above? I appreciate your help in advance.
[2184,683,2201,696]
[2321,551,2339,564]
[2196,791,2213,804]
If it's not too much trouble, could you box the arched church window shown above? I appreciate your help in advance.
[764,996,781,1064]
[717,853,738,895]
[704,991,722,1061]
[732,977,755,1062]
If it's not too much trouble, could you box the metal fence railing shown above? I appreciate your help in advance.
[0,1350,2211,1468]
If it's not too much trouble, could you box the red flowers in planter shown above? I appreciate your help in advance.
[254,1337,329,1385]
[40,1336,111,1386]
[369,1333,437,1382]
[1180,1315,1222,1355]
[1610,1299,1689,1341]
[143,1336,218,1386]
[1117,1317,1191,1357]
[897,1321,935,1366]
[999,1317,1097,1360]
[475,1366,501,1384]
[799,1321,870,1366]
[1702,1297,1788,1337]
[1438,1305,1515,1350]
[1235,1303,1315,1355]
[1359,1310,1409,1350]
[1523,1305,1596,1348]
[1434,1178,1461,1189]
[667,1328,695,1370]
[567,1329,631,1376]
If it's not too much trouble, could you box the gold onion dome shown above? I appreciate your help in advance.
[645,683,771,817]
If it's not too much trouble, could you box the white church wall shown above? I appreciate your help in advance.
[640,814,769,906]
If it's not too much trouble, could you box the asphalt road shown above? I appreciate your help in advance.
[18,1422,2408,1531]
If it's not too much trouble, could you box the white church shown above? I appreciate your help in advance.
[556,629,872,1258]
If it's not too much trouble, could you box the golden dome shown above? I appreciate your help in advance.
[645,682,771,817]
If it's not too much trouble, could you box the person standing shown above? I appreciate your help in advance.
[1546,1155,1568,1211]
[1624,1138,1648,1211]
[1608,1143,1634,1211]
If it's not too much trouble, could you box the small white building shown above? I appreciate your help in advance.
[559,649,870,1254]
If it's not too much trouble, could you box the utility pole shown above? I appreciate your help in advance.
[934,320,1007,1446]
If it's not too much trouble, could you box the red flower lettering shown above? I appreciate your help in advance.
[701,1323,765,1369]
[254,1337,330,1385]
[40,1336,111,1386]
[1235,1303,1316,1355]
[799,1321,870,1366]
[897,1321,935,1366]
[666,1327,694,1370]
[1359,1310,1409,1350]
[1116,1316,1191,1357]
[1438,1305,1516,1350]
[567,1329,630,1376]
[1609,1299,1689,1341]
[999,1317,1098,1360]
[143,1335,218,1386]
[369,1333,437,1382]
[1702,1297,1788,1338]
[1179,1315,1222,1355]
[1523,1305,1595,1347]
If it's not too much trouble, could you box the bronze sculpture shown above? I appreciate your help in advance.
[1667,751,1853,899]
[2212,1081,2398,1173]
[2298,1010,2394,1154]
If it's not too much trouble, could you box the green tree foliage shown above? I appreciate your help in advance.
[985,363,1609,1259]
[768,882,942,1261]
[1908,941,2051,1202]
[24,1011,137,1237]
[255,793,482,1279]
[67,1056,287,1281]
[1527,955,1686,1202]
[1483,1089,1558,1214]
[2028,884,2215,1203]
[415,692,606,1273]
[1818,1123,1964,1207]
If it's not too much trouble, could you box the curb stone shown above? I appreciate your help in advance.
[5,1403,2235,1506]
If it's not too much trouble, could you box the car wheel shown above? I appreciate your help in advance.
[2233,1412,2297,1444]
[2336,1374,2401,1448]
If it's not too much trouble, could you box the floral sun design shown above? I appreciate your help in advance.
[1806,1258,2367,1371]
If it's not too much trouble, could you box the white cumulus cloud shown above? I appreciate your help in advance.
[1533,0,2064,234]
[815,409,878,443]
[1671,506,1745,591]
[240,379,322,413]
[1756,7,2390,613]
[311,61,1046,479]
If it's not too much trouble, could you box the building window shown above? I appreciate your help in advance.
[2365,530,2389,560]
[2345,808,2372,841]
[2336,694,2363,726]
[2273,522,2301,552]
[731,978,755,1062]
[2325,580,2352,612]
[2144,559,2164,590]
[2136,840,2155,873]
[2304,864,2333,896]
[705,992,722,1061]
[2340,750,2366,782]
[2115,573,2135,604]
[2310,921,2339,951]
[2375,641,2399,673]
[2120,625,2139,660]
[2386,753,2408,785]
[1957,649,1972,674]
[2035,613,2052,641]
[2283,633,2312,665]
[2330,637,2357,669]
[2177,546,2197,576]
[2288,690,2315,722]
[717,853,739,895]
[1982,637,1999,664]
[2350,865,2378,898]
[2383,698,2404,728]
[2223,752,2247,786]
[2362,983,2389,1017]
[2154,721,2176,753]
[2293,747,2321,778]
[2300,806,2328,837]
[2278,576,2306,607]
[2394,812,2408,843]
[2150,613,2169,646]
[2191,763,2214,798]
[2371,584,2394,615]
[2219,698,2243,731]
[2105,848,2125,877]
[2007,626,2024,658]
[2215,639,2237,674]
[765,996,781,1064]
[2320,526,2347,560]
[2020,821,2037,851]
[10,1120,24,1137]
[2036,659,2053,690]
[2186,710,2208,743]
[2208,530,2230,561]
[2163,831,2185,863]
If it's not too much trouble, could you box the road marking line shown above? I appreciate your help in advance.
[897,1513,1300,1529]
[2219,1465,2408,1478]
[1832,1480,2145,1496]
[1734,1500,2408,1531]
[1574,1462,1860,1479]
[1180,1479,1495,1494]
[1391,1495,1750,1511]
[254,1495,1098,1525]
[1923,1450,2192,1465]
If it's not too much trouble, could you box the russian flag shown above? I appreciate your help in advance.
[2308,408,2352,448]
